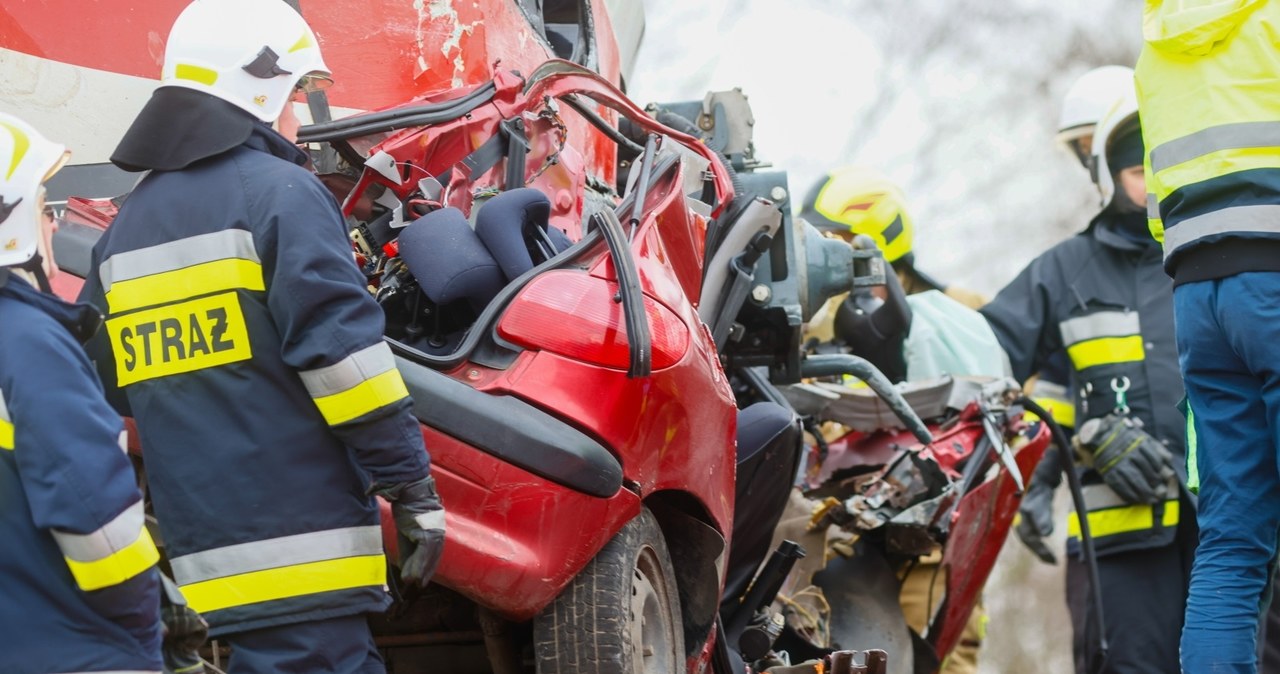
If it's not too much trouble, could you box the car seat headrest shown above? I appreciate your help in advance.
[475,188,568,280]
[398,207,506,313]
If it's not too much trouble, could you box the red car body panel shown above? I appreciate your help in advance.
[417,425,644,620]
[814,405,1051,664]
[0,0,621,112]
[937,423,1049,659]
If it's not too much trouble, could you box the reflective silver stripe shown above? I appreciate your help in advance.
[1077,477,1180,512]
[1079,483,1127,511]
[170,525,383,584]
[1058,311,1140,346]
[1028,379,1068,402]
[1149,121,1280,173]
[298,342,397,398]
[412,510,446,532]
[50,500,146,563]
[0,388,9,423]
[1147,193,1160,220]
[99,229,260,291]
[1163,204,1280,257]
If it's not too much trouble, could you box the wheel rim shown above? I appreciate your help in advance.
[631,545,677,674]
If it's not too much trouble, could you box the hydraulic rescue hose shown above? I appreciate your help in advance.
[799,353,932,445]
[1017,396,1110,673]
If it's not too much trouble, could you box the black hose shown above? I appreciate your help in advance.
[628,134,659,240]
[298,83,499,143]
[1018,396,1109,672]
[650,108,745,199]
[798,354,932,445]
[653,109,700,136]
[563,94,644,156]
[592,209,651,378]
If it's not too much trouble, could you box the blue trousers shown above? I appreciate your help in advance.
[1174,273,1280,674]
[225,614,385,674]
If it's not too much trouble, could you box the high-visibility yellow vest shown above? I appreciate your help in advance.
[1137,0,1280,266]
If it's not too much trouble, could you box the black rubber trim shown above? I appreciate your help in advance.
[297,82,499,144]
[395,355,623,497]
[563,94,643,156]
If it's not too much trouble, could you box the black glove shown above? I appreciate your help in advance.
[1015,458,1059,565]
[1077,413,1176,505]
[160,574,207,674]
[376,475,446,589]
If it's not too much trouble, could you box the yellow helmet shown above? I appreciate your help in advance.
[799,166,914,263]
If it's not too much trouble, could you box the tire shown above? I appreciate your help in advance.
[534,507,685,674]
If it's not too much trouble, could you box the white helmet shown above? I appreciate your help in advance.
[1091,86,1140,207]
[1057,65,1135,167]
[162,0,332,124]
[0,114,68,269]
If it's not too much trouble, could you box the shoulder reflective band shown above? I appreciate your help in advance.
[1059,311,1144,370]
[106,292,253,386]
[100,229,263,314]
[51,500,160,591]
[170,525,386,615]
[298,342,410,426]
[0,389,11,450]
[1067,498,1179,539]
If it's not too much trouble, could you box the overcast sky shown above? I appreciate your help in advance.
[629,0,1142,298]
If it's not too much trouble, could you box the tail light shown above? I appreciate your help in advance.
[497,270,690,370]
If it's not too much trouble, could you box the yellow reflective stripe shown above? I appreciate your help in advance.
[106,292,253,386]
[0,418,12,450]
[289,32,315,53]
[1067,499,1179,539]
[1026,396,1075,428]
[174,64,218,86]
[1151,147,1280,201]
[312,368,409,426]
[180,553,387,614]
[0,120,30,180]
[1149,217,1165,244]
[105,258,264,314]
[1066,336,1145,370]
[64,527,160,592]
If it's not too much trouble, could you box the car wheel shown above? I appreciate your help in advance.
[534,507,685,674]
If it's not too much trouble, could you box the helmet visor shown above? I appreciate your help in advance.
[42,150,71,184]
[296,72,334,94]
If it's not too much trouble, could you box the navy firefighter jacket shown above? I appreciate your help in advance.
[0,270,161,674]
[981,208,1185,557]
[80,124,431,636]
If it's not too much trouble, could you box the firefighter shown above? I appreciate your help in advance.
[0,113,163,673]
[1137,2,1280,671]
[1014,64,1136,564]
[79,1,444,671]
[801,166,986,309]
[799,167,988,674]
[980,89,1194,674]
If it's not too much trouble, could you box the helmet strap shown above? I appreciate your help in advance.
[16,252,51,293]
